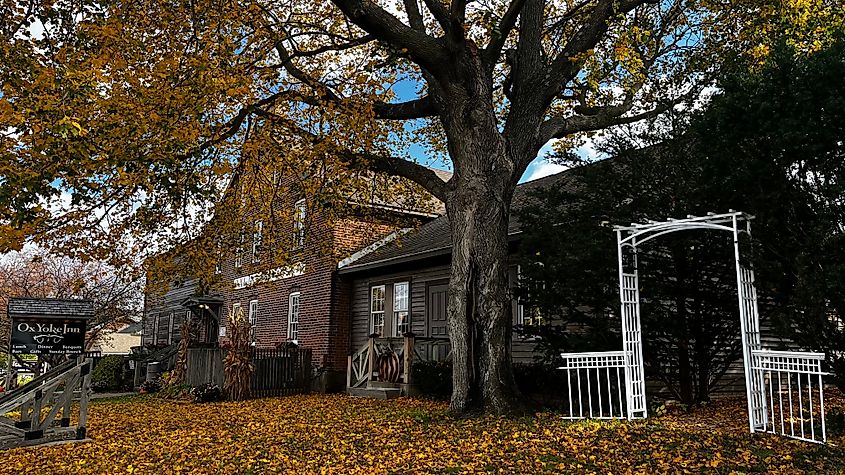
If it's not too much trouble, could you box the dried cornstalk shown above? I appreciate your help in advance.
[223,306,253,401]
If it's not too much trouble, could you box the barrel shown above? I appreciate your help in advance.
[146,362,161,382]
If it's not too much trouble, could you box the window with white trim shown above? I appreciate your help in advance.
[232,302,241,321]
[234,231,245,268]
[252,221,263,263]
[293,199,306,247]
[288,292,300,342]
[248,300,258,346]
[370,285,386,335]
[514,264,546,327]
[393,282,410,336]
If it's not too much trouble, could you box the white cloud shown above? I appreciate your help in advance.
[522,161,569,182]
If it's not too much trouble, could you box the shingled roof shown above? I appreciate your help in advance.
[7,298,95,319]
[337,157,606,273]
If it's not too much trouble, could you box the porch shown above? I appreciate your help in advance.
[346,333,451,399]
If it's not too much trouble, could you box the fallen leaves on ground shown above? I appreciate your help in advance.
[2,392,845,474]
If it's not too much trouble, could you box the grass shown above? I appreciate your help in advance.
[1,392,844,474]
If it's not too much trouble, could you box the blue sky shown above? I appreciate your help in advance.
[390,78,598,184]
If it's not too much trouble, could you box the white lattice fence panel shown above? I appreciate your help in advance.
[558,351,628,420]
[751,350,827,444]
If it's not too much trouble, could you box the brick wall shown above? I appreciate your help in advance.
[143,171,434,380]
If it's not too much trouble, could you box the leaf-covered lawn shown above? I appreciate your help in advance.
[3,393,845,474]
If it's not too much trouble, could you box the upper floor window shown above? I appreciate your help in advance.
[215,241,222,274]
[293,199,306,247]
[393,282,409,336]
[288,292,300,343]
[234,231,245,268]
[252,220,263,263]
[370,285,386,336]
[248,300,258,346]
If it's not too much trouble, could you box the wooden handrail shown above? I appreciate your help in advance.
[0,358,76,407]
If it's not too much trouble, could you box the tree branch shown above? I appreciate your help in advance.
[421,0,450,32]
[403,0,426,31]
[482,0,530,67]
[373,96,437,119]
[538,101,674,143]
[543,0,655,104]
[253,109,449,201]
[330,0,448,73]
[343,151,449,201]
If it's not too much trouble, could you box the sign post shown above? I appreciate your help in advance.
[2,298,95,448]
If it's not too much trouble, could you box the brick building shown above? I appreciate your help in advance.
[142,167,449,389]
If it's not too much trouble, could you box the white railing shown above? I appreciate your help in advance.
[751,350,827,444]
[558,351,629,420]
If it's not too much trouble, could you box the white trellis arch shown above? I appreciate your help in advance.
[559,211,828,444]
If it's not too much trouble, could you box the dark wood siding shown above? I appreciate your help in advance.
[348,263,539,363]
[351,265,450,351]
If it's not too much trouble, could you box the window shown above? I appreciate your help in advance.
[293,199,306,247]
[252,220,263,263]
[234,231,245,268]
[215,241,222,274]
[393,282,410,336]
[232,302,241,321]
[514,266,546,327]
[370,285,386,335]
[288,292,300,342]
[152,314,160,345]
[167,312,175,345]
[248,300,258,346]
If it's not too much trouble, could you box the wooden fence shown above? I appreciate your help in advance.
[251,348,312,397]
[186,348,224,387]
[185,347,312,397]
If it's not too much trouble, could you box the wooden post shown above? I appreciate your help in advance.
[346,355,352,389]
[403,333,415,385]
[366,335,376,384]
[76,358,92,440]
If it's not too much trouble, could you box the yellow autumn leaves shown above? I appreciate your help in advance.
[1,393,844,474]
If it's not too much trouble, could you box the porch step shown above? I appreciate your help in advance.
[348,386,402,400]
[367,381,401,390]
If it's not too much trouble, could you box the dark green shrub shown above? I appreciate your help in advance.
[158,383,192,400]
[139,378,162,393]
[827,408,845,437]
[191,383,222,403]
[91,356,125,392]
[829,357,845,392]
[412,360,584,409]
[412,360,452,400]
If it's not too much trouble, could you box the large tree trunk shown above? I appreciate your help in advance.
[433,40,534,415]
[446,180,521,414]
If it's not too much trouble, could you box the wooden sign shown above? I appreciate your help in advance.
[10,318,87,355]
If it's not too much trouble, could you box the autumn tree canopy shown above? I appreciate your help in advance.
[1,0,838,412]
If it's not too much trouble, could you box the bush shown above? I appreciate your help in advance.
[412,360,575,408]
[412,360,452,400]
[139,378,162,394]
[158,383,192,400]
[91,356,125,392]
[191,383,222,403]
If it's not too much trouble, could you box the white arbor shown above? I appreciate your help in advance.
[559,211,828,444]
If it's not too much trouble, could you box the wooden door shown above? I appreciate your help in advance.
[427,284,449,338]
